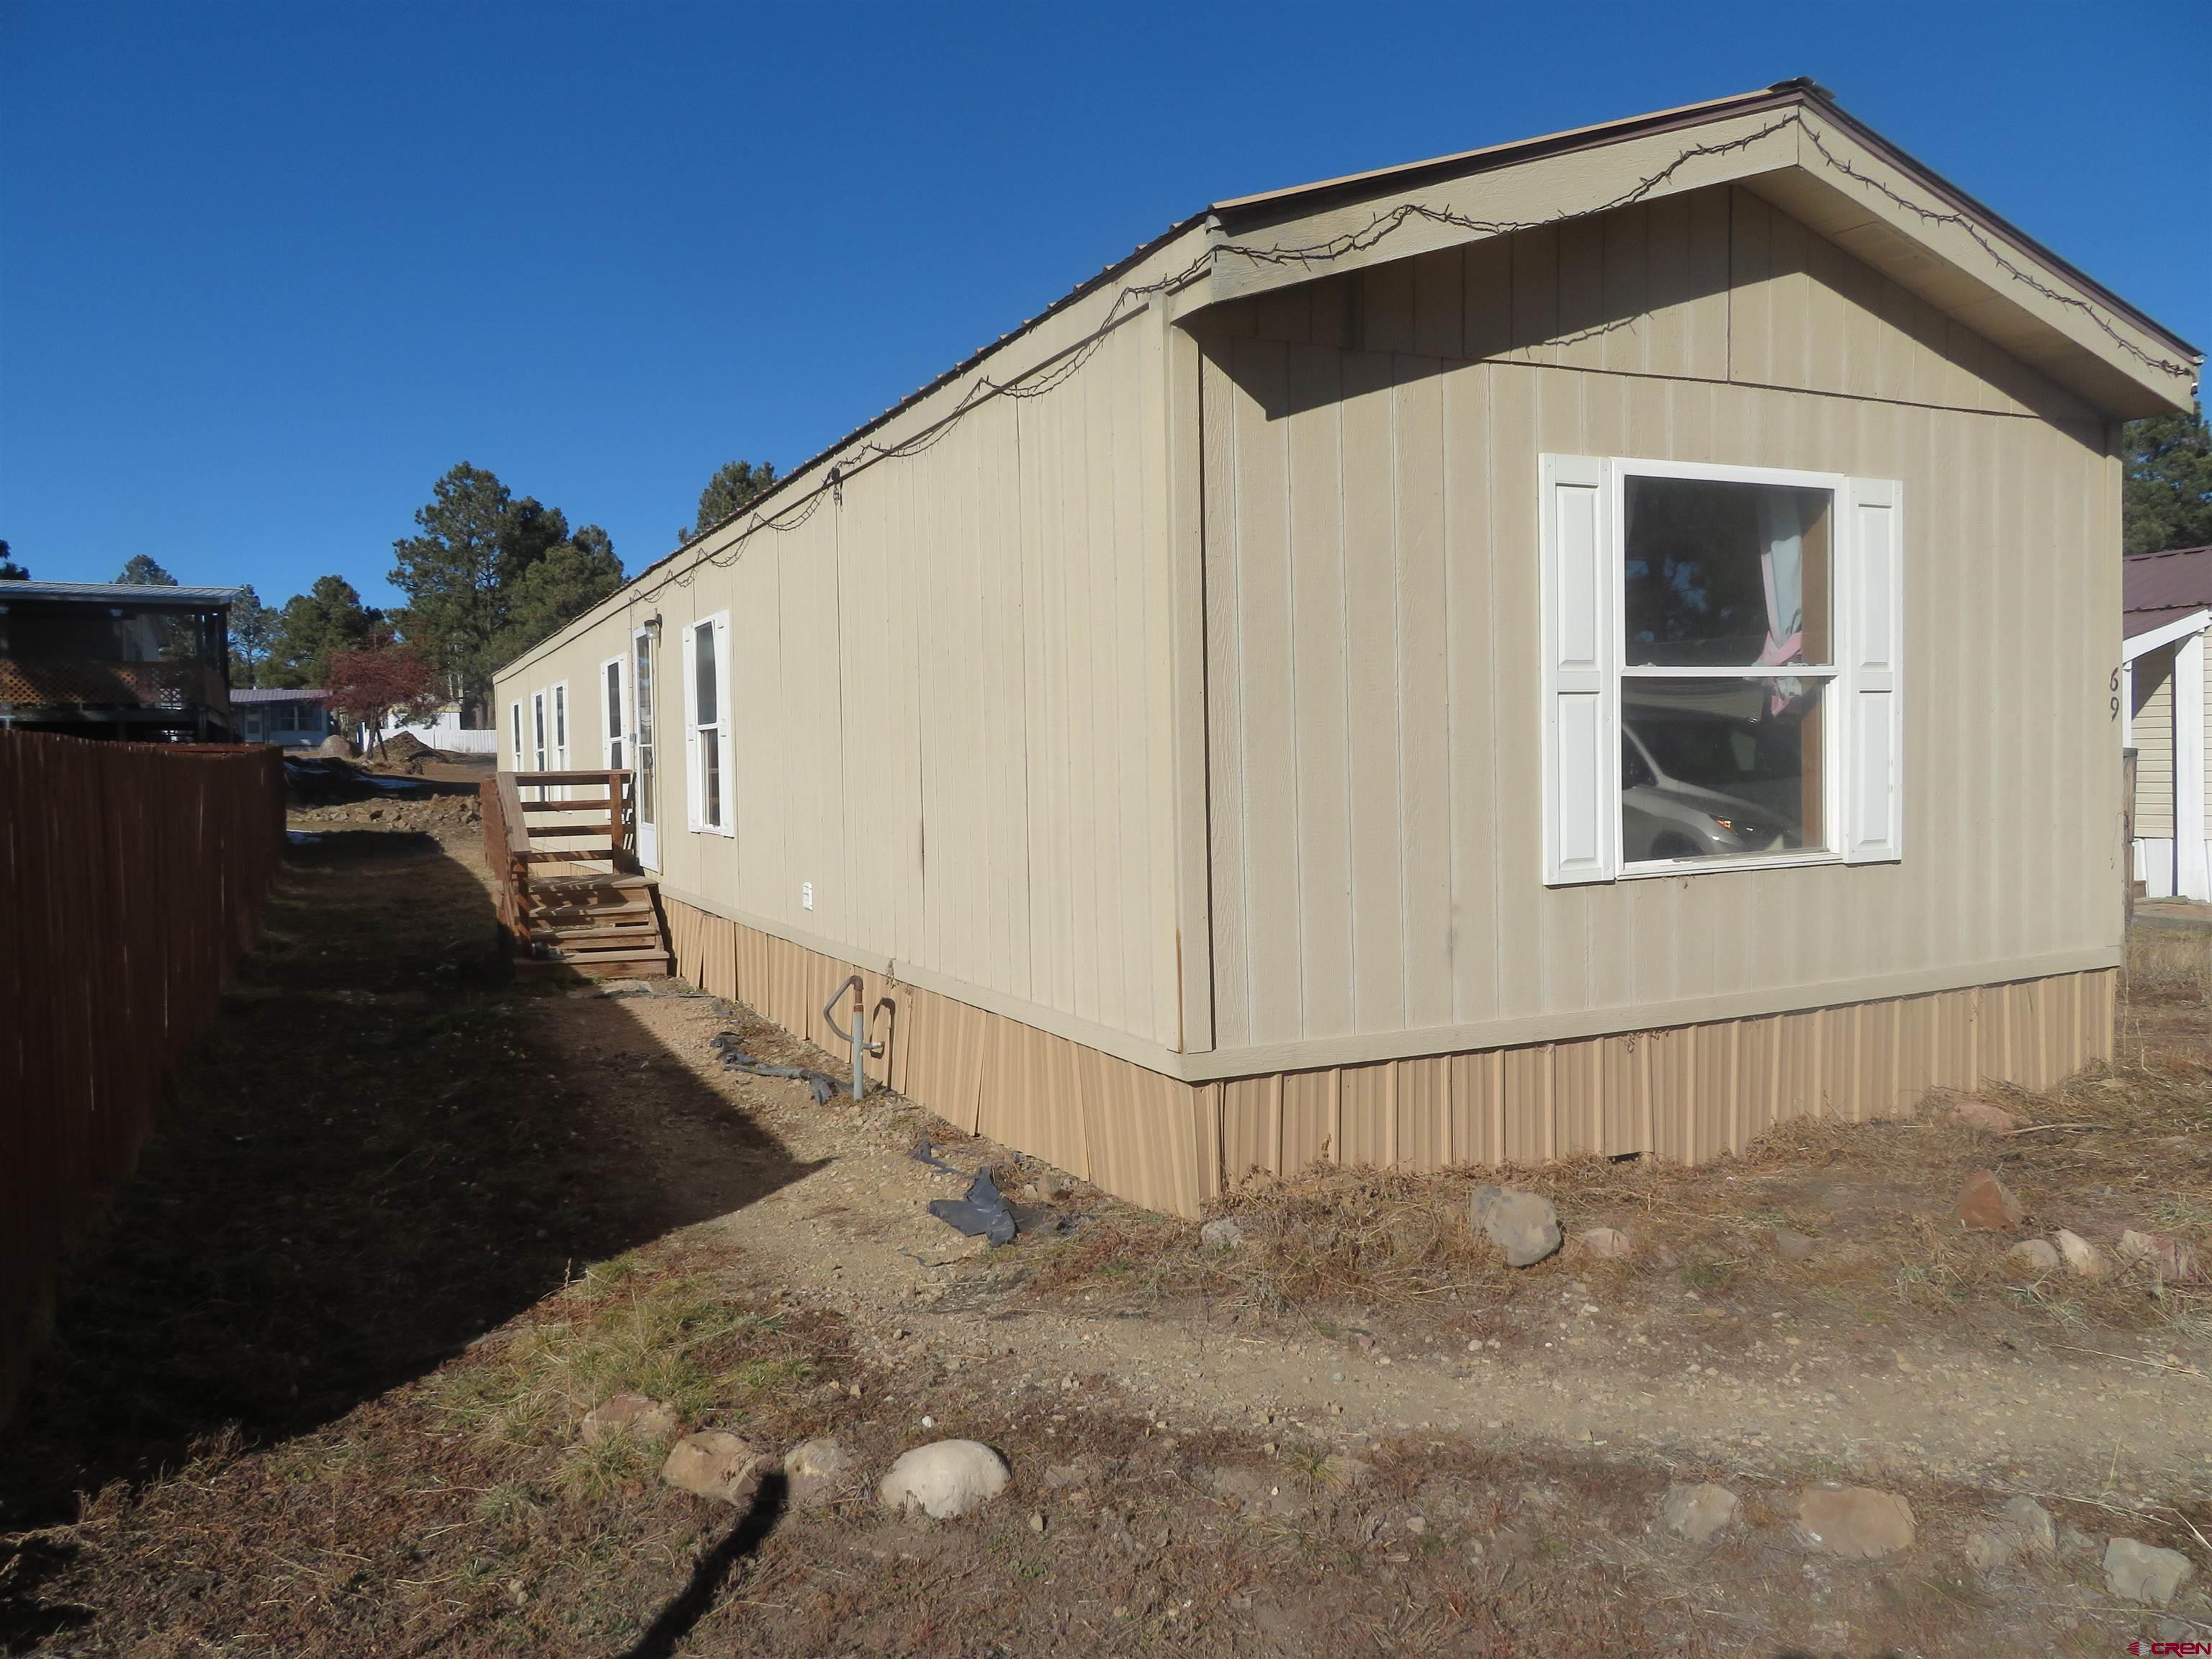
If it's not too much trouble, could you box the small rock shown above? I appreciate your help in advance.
[2103,1537,2195,1606]
[1030,1511,1047,1533]
[1796,1486,1916,1557]
[662,1431,767,1506]
[1999,1496,2056,1557]
[782,1437,855,1509]
[1963,1496,2055,1574]
[1200,1218,1246,1251]
[1950,1097,2021,1132]
[1658,1483,1739,1543]
[2054,1229,2109,1279]
[1954,1169,2025,1232]
[1964,1525,2015,1573]
[580,1392,678,1448]
[2117,1229,2203,1283]
[878,1439,1010,1519]
[1571,1226,1634,1261]
[1771,1228,1818,1262]
[2007,1238,2061,1272]
[1472,1185,1562,1267]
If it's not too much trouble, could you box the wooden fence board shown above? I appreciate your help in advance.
[0,729,286,1423]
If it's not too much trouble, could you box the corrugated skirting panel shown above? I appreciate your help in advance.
[665,899,1213,1218]
[1211,971,2116,1184]
[665,898,2113,1219]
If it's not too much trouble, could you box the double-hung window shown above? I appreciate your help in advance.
[531,691,548,771]
[682,613,732,835]
[510,701,523,770]
[1540,457,1901,884]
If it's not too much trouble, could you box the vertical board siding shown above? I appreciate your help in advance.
[498,315,1182,1053]
[1201,185,2119,1051]
[2131,648,2176,839]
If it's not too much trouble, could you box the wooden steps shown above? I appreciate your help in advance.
[487,768,673,981]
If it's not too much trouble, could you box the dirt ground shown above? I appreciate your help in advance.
[2,802,2207,1658]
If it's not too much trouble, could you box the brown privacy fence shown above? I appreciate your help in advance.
[0,729,287,1420]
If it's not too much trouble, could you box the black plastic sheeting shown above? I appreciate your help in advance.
[709,1031,842,1107]
[927,1166,1017,1246]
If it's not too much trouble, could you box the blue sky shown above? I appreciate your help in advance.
[3,1,2206,610]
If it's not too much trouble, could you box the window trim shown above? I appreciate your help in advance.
[549,680,570,770]
[1541,454,1902,886]
[510,701,523,770]
[600,653,627,773]
[531,690,547,772]
[682,611,734,838]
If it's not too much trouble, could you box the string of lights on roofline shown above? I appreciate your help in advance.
[628,108,2195,608]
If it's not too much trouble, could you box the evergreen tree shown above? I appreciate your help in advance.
[690,459,778,541]
[228,584,279,687]
[114,553,179,586]
[268,575,383,688]
[2123,402,2212,556]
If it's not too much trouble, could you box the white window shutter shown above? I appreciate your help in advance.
[713,617,734,835]
[1841,477,1903,863]
[680,623,701,832]
[1539,454,1615,885]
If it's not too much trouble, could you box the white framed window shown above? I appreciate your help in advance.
[550,681,570,770]
[531,690,547,771]
[509,701,523,769]
[1539,455,1901,885]
[601,655,627,772]
[680,611,732,835]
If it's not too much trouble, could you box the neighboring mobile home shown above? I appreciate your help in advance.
[2123,545,2211,902]
[233,686,334,748]
[494,81,2201,1217]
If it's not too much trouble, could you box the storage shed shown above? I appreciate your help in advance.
[494,81,2202,1216]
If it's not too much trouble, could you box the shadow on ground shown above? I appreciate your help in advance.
[0,828,819,1647]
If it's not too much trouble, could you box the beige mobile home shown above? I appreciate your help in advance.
[493,81,2201,1218]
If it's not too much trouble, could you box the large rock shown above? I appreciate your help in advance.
[1472,1186,1562,1267]
[580,1392,678,1448]
[1950,1097,2021,1132]
[878,1439,1010,1519]
[2054,1229,2109,1279]
[2007,1238,2061,1272]
[662,1431,768,1505]
[2117,1229,2203,1283]
[1796,1487,1916,1558]
[1570,1226,1634,1261]
[2104,1537,2195,1606]
[1954,1169,2025,1231]
[1658,1483,1739,1543]
[782,1437,855,1509]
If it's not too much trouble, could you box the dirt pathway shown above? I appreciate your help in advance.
[542,982,2212,1505]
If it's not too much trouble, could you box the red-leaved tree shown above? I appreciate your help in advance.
[325,644,439,757]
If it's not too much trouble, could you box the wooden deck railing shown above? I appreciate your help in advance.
[480,768,639,956]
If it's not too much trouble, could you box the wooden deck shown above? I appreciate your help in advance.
[480,769,670,979]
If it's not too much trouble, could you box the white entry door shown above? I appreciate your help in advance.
[632,626,660,869]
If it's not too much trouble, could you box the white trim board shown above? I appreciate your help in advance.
[2123,608,2211,662]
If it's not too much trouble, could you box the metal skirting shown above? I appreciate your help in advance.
[665,896,2116,1220]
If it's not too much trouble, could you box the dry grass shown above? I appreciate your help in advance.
[1030,1048,2212,1351]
